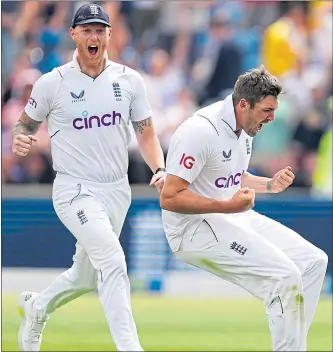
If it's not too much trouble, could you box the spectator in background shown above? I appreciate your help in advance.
[103,1,141,70]
[129,1,161,45]
[128,14,191,184]
[36,2,69,74]
[140,7,191,139]
[281,59,315,122]
[2,40,36,107]
[2,68,41,143]
[291,109,327,187]
[261,1,309,78]
[157,1,212,57]
[308,1,332,73]
[21,150,55,184]
[312,97,333,199]
[242,1,280,29]
[2,154,15,183]
[1,0,332,190]
[142,49,185,113]
[280,2,332,125]
[159,88,198,152]
[1,1,41,83]
[192,12,242,106]
[2,65,53,184]
[104,2,134,64]
[209,1,261,72]
[312,128,333,199]
[1,1,22,83]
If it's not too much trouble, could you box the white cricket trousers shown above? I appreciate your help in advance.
[173,211,328,351]
[33,173,143,351]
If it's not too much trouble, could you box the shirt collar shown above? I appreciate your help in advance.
[70,49,110,71]
[220,94,237,132]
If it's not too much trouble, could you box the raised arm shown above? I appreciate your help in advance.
[241,168,295,194]
[241,171,272,193]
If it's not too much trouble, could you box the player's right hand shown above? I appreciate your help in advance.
[229,187,255,213]
[12,135,37,156]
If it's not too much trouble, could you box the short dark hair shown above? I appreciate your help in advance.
[232,65,282,108]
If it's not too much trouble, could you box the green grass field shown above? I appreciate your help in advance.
[2,294,332,351]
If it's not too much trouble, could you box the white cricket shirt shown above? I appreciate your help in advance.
[162,94,253,251]
[24,50,152,183]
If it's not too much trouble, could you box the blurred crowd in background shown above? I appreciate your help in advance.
[1,1,332,198]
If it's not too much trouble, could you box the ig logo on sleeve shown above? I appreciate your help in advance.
[180,153,195,169]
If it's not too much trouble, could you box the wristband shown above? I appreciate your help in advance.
[155,167,166,174]
[266,179,273,193]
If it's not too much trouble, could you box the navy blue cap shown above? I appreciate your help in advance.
[72,3,111,28]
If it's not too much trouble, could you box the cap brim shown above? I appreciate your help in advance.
[74,18,111,27]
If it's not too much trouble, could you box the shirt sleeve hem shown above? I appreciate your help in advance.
[166,171,193,184]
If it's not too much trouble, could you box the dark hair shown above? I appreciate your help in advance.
[232,65,282,108]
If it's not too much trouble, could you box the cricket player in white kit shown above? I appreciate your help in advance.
[160,66,328,351]
[12,4,166,351]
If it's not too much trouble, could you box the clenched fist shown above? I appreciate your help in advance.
[12,135,37,157]
[269,166,295,193]
[149,171,166,193]
[229,187,255,213]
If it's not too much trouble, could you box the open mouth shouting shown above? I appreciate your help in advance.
[257,119,271,132]
[88,45,98,57]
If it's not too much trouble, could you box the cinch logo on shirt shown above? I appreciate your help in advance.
[73,111,122,130]
[215,170,245,188]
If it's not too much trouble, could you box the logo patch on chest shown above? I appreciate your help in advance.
[112,82,122,101]
[222,149,232,162]
[71,90,85,103]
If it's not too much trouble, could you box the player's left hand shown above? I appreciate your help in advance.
[270,166,295,193]
[149,171,166,193]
